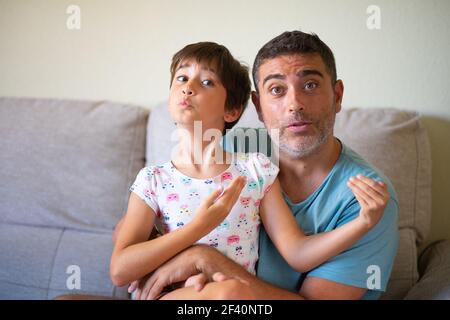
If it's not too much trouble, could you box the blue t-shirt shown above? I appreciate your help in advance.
[256,143,399,300]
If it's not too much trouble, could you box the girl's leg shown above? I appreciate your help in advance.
[160,279,255,300]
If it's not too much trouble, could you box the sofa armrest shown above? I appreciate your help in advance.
[404,240,450,299]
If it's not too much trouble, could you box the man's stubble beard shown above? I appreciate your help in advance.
[267,104,337,160]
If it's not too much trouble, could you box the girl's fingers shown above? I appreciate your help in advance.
[347,181,369,207]
[349,176,388,203]
[348,178,379,201]
[354,175,388,197]
[203,186,224,208]
[218,177,246,207]
[202,177,246,211]
[230,177,246,203]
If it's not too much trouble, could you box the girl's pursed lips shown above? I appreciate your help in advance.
[179,100,193,108]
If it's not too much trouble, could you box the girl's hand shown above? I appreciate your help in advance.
[347,175,390,230]
[192,176,246,235]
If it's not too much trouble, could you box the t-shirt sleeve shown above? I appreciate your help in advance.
[129,167,159,214]
[251,153,280,195]
[306,197,400,297]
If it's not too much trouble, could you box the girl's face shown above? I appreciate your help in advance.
[169,59,235,133]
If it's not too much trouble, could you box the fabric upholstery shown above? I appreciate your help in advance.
[0,97,147,299]
[334,108,432,245]
[0,223,129,299]
[380,228,418,299]
[0,97,435,299]
[0,97,149,232]
[404,240,450,300]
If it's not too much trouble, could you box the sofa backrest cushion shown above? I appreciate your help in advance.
[334,108,431,245]
[146,102,431,244]
[0,97,148,231]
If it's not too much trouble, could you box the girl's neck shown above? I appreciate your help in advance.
[171,128,232,178]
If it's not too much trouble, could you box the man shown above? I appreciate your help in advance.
[131,30,399,300]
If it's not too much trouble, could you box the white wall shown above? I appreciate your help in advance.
[1,0,449,248]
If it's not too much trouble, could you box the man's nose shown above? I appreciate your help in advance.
[287,89,305,112]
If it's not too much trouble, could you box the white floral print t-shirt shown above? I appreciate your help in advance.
[129,152,279,274]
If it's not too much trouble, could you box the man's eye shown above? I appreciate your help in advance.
[202,79,213,86]
[304,82,318,91]
[270,87,283,95]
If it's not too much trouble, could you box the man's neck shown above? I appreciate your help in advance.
[278,137,342,203]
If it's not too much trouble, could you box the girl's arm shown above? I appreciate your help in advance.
[110,176,246,287]
[259,175,390,273]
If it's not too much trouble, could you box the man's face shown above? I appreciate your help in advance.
[253,54,343,159]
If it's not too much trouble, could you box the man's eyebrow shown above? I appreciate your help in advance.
[262,69,324,86]
[297,69,324,78]
[262,74,285,86]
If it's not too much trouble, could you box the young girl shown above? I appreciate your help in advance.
[110,42,390,299]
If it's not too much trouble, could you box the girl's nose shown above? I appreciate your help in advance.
[182,86,194,96]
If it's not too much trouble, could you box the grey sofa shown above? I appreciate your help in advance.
[0,97,449,300]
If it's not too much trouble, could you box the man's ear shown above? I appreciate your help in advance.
[251,91,264,122]
[334,80,344,113]
[224,105,243,123]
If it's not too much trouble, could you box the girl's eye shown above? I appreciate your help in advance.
[270,86,283,95]
[202,79,213,86]
[304,82,318,91]
[176,75,187,82]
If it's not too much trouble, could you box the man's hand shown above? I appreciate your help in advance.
[347,175,390,229]
[132,245,210,300]
[184,272,249,292]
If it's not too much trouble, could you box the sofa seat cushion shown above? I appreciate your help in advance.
[0,222,128,299]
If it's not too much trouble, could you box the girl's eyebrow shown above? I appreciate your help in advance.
[177,63,217,74]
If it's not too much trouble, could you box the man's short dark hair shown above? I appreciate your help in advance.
[252,31,337,92]
[170,42,251,131]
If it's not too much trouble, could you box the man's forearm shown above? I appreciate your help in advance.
[196,246,304,300]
